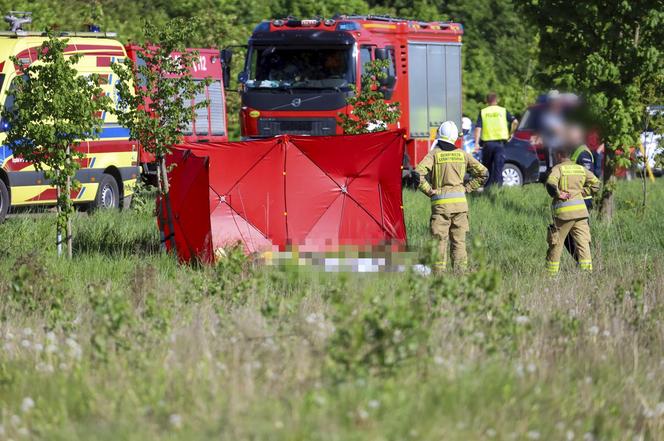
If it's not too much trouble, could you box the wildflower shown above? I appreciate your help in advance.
[314,395,326,406]
[5,331,14,340]
[368,400,380,409]
[46,331,57,343]
[433,355,445,366]
[602,330,610,338]
[274,420,284,429]
[33,343,44,353]
[20,397,35,413]
[583,433,595,441]
[20,339,31,349]
[36,362,54,373]
[46,344,58,354]
[22,328,33,337]
[515,363,525,377]
[527,363,537,373]
[17,426,30,437]
[486,428,497,438]
[169,413,183,429]
[588,326,599,336]
[655,402,664,417]
[10,414,21,426]
[566,430,575,440]
[0,424,5,436]
[527,431,541,440]
[357,408,369,420]
[65,338,82,360]
[516,315,530,325]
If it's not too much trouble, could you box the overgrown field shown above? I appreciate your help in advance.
[1,180,663,440]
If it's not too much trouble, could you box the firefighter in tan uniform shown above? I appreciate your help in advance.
[416,121,489,272]
[545,149,601,275]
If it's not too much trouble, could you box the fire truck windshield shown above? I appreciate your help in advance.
[246,46,354,91]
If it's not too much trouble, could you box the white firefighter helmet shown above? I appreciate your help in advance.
[461,116,472,132]
[437,121,459,144]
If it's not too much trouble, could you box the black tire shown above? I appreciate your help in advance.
[502,163,524,187]
[92,174,120,211]
[0,179,8,223]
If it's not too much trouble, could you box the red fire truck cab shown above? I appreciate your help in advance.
[238,16,463,166]
[124,45,229,171]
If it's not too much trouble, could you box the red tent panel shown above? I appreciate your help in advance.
[164,130,407,262]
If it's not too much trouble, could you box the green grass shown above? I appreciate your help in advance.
[1,180,663,440]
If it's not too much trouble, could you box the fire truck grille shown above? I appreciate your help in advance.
[258,118,337,136]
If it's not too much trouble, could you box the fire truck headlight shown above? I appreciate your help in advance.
[323,19,335,26]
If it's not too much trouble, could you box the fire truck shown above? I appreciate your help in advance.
[0,14,228,222]
[236,15,463,167]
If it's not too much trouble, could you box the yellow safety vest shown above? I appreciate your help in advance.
[480,105,509,141]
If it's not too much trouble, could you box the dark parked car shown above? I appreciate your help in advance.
[503,136,540,186]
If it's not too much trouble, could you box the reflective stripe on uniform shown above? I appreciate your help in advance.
[578,259,593,271]
[547,260,560,274]
[554,199,586,214]
[431,192,466,205]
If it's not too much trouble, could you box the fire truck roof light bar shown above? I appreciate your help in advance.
[0,30,118,38]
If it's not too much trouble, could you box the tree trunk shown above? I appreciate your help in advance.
[56,183,63,257]
[66,173,73,259]
[600,152,615,222]
[159,156,177,254]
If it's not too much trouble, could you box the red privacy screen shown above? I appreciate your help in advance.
[158,130,407,263]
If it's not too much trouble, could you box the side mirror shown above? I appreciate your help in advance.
[374,48,388,61]
[220,49,233,90]
[237,71,248,84]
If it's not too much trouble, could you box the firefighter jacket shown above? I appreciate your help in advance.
[545,160,600,220]
[416,140,489,214]
[480,105,509,141]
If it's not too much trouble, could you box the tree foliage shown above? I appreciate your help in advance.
[112,18,209,253]
[339,59,401,134]
[2,35,111,257]
[516,0,664,217]
[112,19,208,161]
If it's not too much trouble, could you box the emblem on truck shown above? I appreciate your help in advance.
[291,98,302,108]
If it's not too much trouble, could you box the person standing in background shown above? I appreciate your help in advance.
[474,92,518,187]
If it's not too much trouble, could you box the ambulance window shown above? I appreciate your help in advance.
[360,46,372,75]
[208,80,225,136]
[193,82,209,135]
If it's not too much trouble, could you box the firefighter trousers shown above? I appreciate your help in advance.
[546,217,592,275]
[431,209,469,271]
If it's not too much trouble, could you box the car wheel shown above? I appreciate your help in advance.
[502,163,523,187]
[0,179,9,223]
[92,174,120,211]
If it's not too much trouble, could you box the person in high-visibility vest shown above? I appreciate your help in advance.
[473,92,519,187]
[416,121,488,273]
[545,148,601,276]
